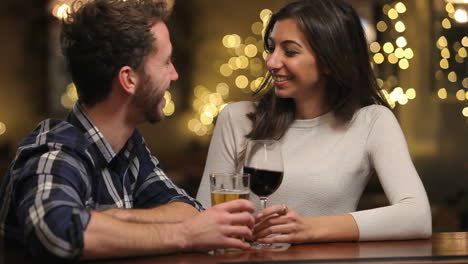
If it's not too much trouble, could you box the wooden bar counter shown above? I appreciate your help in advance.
[1,232,467,263]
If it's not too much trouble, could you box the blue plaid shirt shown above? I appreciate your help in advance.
[0,103,203,259]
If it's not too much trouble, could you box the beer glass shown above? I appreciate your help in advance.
[210,173,250,206]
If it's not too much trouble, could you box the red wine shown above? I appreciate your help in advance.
[244,166,283,197]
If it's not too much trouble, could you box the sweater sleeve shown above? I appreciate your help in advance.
[196,103,249,208]
[350,107,432,241]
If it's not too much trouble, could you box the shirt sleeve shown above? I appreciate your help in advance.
[132,145,203,211]
[14,148,91,260]
[350,107,432,240]
[196,103,246,208]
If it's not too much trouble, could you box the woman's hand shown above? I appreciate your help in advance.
[254,204,359,244]
[253,204,314,244]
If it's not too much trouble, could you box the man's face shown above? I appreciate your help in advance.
[133,22,179,124]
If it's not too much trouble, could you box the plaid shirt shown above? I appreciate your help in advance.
[0,103,202,259]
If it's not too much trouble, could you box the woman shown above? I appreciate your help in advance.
[196,0,431,243]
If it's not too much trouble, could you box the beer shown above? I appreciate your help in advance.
[211,190,250,206]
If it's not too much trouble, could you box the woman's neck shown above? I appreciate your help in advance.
[294,83,329,120]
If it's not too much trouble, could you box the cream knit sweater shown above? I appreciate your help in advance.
[196,101,431,241]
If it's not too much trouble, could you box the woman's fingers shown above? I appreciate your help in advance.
[256,204,288,219]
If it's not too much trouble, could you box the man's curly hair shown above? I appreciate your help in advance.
[61,0,170,106]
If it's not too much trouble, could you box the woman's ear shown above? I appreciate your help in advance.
[117,66,139,95]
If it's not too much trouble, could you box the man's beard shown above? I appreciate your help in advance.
[133,75,165,124]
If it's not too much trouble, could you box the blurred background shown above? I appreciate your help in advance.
[0,0,466,231]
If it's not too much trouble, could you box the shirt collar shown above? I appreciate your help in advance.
[67,103,118,165]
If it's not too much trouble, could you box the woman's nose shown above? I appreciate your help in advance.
[266,51,282,72]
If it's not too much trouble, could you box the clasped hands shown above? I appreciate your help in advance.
[186,200,311,252]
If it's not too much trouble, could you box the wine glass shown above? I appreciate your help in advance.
[243,140,284,249]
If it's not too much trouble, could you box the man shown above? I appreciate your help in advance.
[0,0,254,260]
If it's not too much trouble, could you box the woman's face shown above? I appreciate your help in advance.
[266,18,326,101]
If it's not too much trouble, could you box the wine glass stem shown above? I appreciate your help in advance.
[260,197,268,210]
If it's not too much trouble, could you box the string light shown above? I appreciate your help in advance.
[188,9,272,137]
[0,122,6,136]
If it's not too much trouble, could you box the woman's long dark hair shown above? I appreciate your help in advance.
[247,0,390,140]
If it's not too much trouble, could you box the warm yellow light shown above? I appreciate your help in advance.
[395,2,407,13]
[390,87,408,104]
[462,36,468,47]
[219,103,228,112]
[236,56,249,69]
[383,4,392,14]
[376,21,388,32]
[396,36,407,48]
[203,103,219,117]
[398,58,409,69]
[192,98,203,111]
[454,8,468,23]
[220,64,233,77]
[394,48,404,58]
[438,88,448,99]
[388,8,399,19]
[235,75,249,89]
[250,77,265,91]
[251,22,264,35]
[61,94,75,109]
[208,93,223,106]
[383,42,394,53]
[0,122,6,136]
[163,101,175,116]
[394,87,404,94]
[398,95,409,105]
[466,91,468,100]
[376,78,384,88]
[164,91,172,101]
[404,48,414,59]
[233,45,245,57]
[388,53,398,64]
[441,48,451,58]
[66,83,78,101]
[463,107,468,117]
[216,83,230,98]
[459,47,467,57]
[245,44,258,57]
[369,42,381,53]
[194,85,208,98]
[448,71,457,82]
[463,78,468,88]
[439,59,449,69]
[456,89,466,101]
[52,3,71,20]
[260,9,272,23]
[200,112,214,125]
[406,88,416,99]
[446,3,455,13]
[223,34,241,48]
[373,53,385,64]
[395,21,406,32]
[188,119,201,132]
[437,36,448,48]
[195,125,208,136]
[262,51,268,60]
[228,57,239,70]
[442,18,452,29]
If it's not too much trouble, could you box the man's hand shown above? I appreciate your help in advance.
[182,199,255,251]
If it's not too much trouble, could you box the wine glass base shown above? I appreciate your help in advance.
[250,241,290,250]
